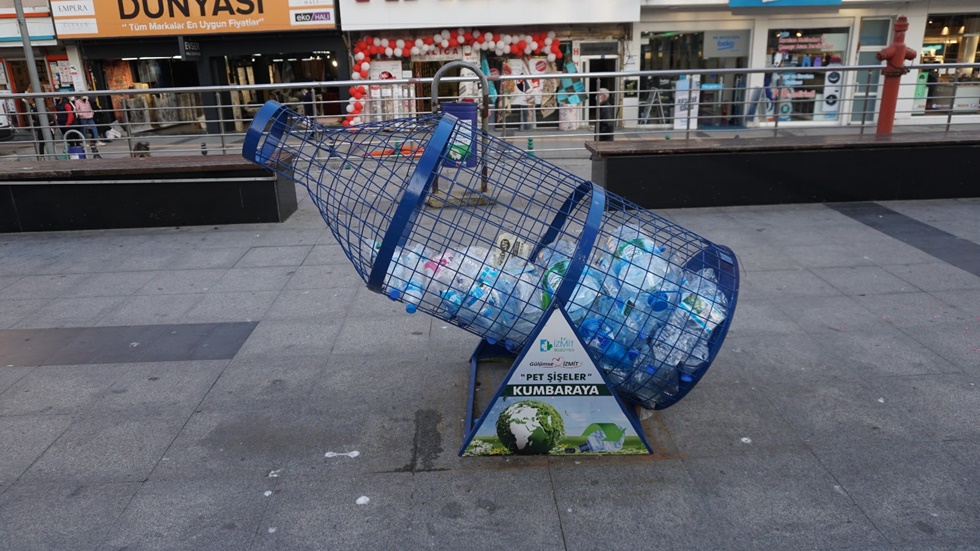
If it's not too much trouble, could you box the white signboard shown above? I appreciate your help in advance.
[337,0,640,31]
[673,76,701,130]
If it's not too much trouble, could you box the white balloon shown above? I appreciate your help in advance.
[524,35,532,43]
[548,53,556,62]
[411,46,420,55]
[346,104,354,113]
[352,72,361,80]
[355,52,365,61]
[487,40,495,50]
[415,38,423,47]
[352,116,362,125]
[544,37,553,46]
[530,41,538,50]
[362,61,370,71]
[524,46,532,55]
[457,27,465,36]
[441,29,450,39]
[473,31,482,39]
[381,38,389,48]
[547,31,556,39]
[441,40,449,49]
[373,38,381,47]
[385,47,393,57]
[396,39,405,49]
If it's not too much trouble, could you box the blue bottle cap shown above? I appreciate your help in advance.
[486,337,497,345]
[405,303,417,314]
[648,291,670,312]
[388,288,401,300]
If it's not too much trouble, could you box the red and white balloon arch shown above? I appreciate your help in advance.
[342,28,564,127]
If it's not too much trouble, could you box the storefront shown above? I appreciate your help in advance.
[336,0,639,130]
[0,0,64,127]
[51,0,346,131]
[628,0,980,129]
[914,11,980,116]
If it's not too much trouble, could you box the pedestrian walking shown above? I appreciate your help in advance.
[55,96,81,147]
[74,95,100,143]
[596,88,615,142]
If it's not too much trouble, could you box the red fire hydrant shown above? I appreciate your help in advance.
[875,16,917,136]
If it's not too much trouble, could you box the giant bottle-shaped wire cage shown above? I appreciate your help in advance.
[242,101,739,410]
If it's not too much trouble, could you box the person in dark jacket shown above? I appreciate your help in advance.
[597,88,615,141]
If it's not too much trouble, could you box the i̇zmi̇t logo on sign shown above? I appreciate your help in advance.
[539,337,575,353]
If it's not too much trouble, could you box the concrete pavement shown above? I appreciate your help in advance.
[0,168,978,548]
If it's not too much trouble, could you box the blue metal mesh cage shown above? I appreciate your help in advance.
[243,101,739,410]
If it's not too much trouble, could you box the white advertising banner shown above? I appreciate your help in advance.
[337,0,640,31]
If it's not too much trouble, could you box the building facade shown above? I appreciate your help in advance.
[626,0,980,129]
[336,0,641,129]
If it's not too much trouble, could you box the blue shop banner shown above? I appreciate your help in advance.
[730,0,841,7]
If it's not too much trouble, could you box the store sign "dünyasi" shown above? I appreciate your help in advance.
[50,0,335,38]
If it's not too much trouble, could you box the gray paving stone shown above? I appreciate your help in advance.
[168,247,248,269]
[685,451,889,549]
[864,373,980,442]
[813,265,922,295]
[654,382,807,458]
[198,355,322,410]
[883,262,980,292]
[896,322,980,371]
[283,264,363,290]
[92,360,228,415]
[257,473,420,550]
[0,366,32,394]
[0,274,90,300]
[551,459,730,550]
[12,295,128,329]
[724,298,807,338]
[137,268,228,295]
[59,271,157,298]
[739,268,843,298]
[780,243,876,269]
[180,290,278,323]
[0,482,141,550]
[301,243,351,266]
[19,412,189,484]
[808,325,959,377]
[0,415,72,492]
[0,298,49,329]
[234,320,342,359]
[717,333,863,386]
[97,293,204,326]
[772,295,884,334]
[235,245,313,268]
[762,379,935,449]
[100,478,273,551]
[814,440,980,545]
[262,288,356,321]
[0,275,23,290]
[210,266,296,293]
[931,289,980,317]
[331,314,432,356]
[853,291,971,328]
[0,364,131,416]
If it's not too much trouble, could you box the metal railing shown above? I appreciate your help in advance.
[1,62,977,161]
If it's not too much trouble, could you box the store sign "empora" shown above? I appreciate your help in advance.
[50,0,335,39]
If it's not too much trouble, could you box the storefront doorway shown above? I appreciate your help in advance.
[639,30,749,128]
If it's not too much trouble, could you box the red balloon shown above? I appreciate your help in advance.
[556,51,563,59]
[476,35,485,43]
[517,40,527,50]
[511,45,520,55]
[448,38,459,48]
[359,69,368,78]
[353,91,363,100]
[423,36,434,45]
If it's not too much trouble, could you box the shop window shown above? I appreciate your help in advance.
[765,27,850,122]
[639,30,749,127]
[917,13,980,115]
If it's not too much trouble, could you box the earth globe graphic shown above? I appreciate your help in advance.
[496,400,565,454]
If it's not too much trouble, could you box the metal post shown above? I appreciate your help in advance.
[216,92,226,151]
[14,0,55,160]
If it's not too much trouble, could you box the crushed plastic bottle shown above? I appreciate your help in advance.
[577,423,627,453]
